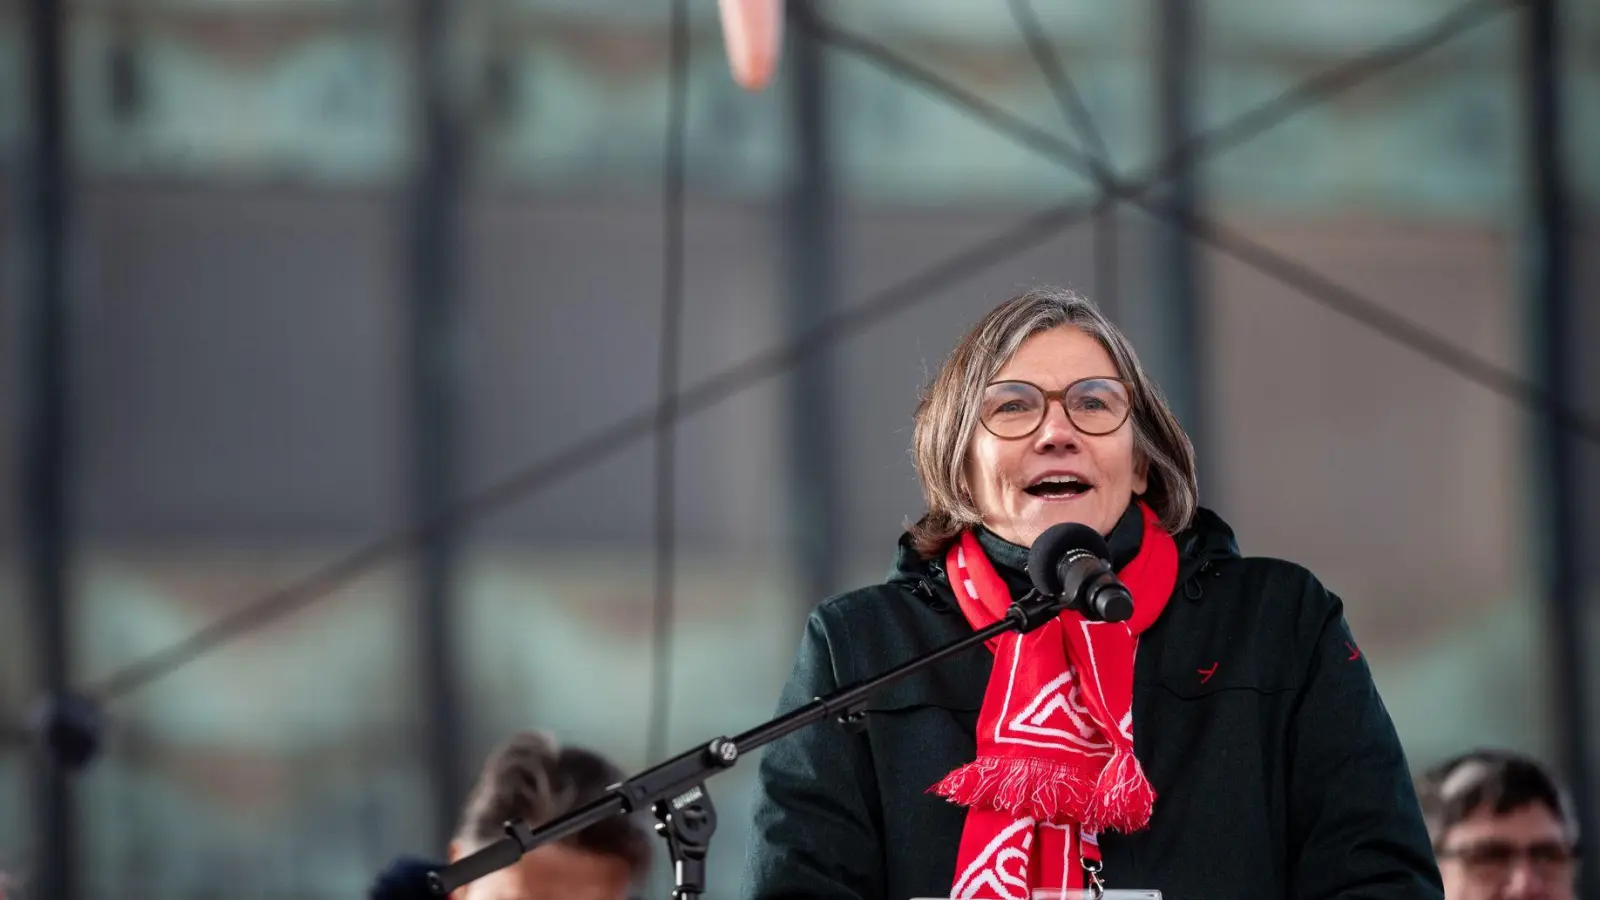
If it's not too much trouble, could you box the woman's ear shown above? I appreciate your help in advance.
[1133,451,1150,496]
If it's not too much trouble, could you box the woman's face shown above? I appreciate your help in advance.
[965,326,1146,546]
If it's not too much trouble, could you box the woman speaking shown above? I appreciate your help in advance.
[740,287,1441,900]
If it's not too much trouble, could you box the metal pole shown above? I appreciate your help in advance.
[1521,2,1595,895]
[1153,0,1209,474]
[784,0,843,606]
[1094,201,1120,324]
[409,0,467,850]
[21,0,77,896]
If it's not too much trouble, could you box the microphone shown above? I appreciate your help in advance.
[1026,522,1134,623]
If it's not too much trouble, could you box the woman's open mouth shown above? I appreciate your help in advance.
[1023,474,1093,500]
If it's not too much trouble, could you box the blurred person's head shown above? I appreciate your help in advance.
[1419,749,1579,900]
[448,731,651,900]
[910,286,1196,554]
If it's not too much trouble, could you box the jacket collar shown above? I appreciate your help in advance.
[890,505,1242,595]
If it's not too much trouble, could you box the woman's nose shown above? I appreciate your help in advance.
[1032,400,1082,450]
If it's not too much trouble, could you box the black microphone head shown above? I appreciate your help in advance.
[1027,522,1111,596]
[1093,585,1135,623]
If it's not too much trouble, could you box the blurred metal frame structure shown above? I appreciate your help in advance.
[407,0,469,852]
[1521,0,1596,894]
[1007,0,1124,323]
[21,0,79,897]
[78,0,1588,708]
[1151,0,1208,477]
[783,0,845,610]
[649,0,691,767]
[14,1,1598,897]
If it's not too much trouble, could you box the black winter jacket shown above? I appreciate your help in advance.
[740,508,1442,900]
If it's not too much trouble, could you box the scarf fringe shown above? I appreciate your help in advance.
[1081,746,1156,834]
[931,756,1097,823]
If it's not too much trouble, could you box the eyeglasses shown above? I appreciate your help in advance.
[978,378,1133,439]
[1436,841,1579,883]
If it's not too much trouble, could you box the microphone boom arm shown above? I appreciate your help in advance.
[427,587,1071,898]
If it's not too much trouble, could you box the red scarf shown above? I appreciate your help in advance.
[936,501,1178,900]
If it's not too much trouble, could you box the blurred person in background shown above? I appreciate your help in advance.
[1419,749,1580,900]
[369,730,652,900]
[742,286,1441,900]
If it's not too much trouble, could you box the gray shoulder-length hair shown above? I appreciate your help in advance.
[908,286,1199,557]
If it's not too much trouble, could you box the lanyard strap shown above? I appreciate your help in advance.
[1080,828,1106,900]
